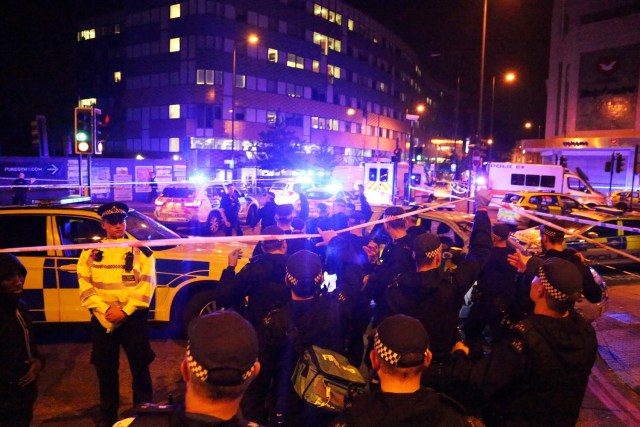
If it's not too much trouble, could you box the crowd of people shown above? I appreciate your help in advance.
[0,190,603,427]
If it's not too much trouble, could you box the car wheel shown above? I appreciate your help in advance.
[616,202,628,211]
[246,204,258,226]
[206,211,222,235]
[181,290,217,332]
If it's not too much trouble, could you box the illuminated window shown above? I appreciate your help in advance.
[205,70,214,85]
[79,98,97,107]
[235,74,246,88]
[169,104,180,119]
[312,116,319,129]
[78,29,96,41]
[328,65,341,79]
[267,111,278,124]
[287,53,304,69]
[169,137,180,152]
[348,19,354,31]
[170,4,180,19]
[312,60,320,73]
[114,71,122,83]
[268,48,278,63]
[169,37,180,52]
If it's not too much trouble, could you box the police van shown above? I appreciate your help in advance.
[0,202,251,330]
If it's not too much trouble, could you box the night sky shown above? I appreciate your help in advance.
[0,0,553,156]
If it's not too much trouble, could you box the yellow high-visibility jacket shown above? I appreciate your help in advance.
[78,239,156,332]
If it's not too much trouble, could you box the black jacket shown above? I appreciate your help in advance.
[438,310,597,427]
[330,388,469,427]
[128,403,264,426]
[386,210,493,358]
[253,201,277,230]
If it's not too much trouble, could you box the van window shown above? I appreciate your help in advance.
[525,175,540,186]
[511,174,525,186]
[369,168,378,181]
[540,175,556,188]
[567,177,587,193]
[379,168,389,183]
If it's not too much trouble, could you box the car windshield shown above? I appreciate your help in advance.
[127,211,181,249]
[502,193,521,203]
[162,187,195,198]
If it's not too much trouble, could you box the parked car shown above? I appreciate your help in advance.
[608,190,640,211]
[497,191,595,228]
[305,188,358,217]
[269,179,318,205]
[154,183,259,234]
[511,210,640,267]
[0,202,252,331]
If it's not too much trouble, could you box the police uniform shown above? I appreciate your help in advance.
[438,258,598,426]
[77,202,156,426]
[331,315,469,427]
[118,311,264,427]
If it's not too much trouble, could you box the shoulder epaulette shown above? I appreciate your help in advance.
[509,340,525,353]
[513,321,528,335]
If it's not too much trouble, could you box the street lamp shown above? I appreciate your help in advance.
[231,33,259,179]
[489,71,516,162]
[487,138,493,163]
[405,104,425,204]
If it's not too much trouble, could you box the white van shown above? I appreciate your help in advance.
[487,163,606,206]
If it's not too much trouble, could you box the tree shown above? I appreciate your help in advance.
[256,122,305,171]
[307,137,339,171]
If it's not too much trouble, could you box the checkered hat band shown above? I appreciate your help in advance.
[374,331,400,366]
[424,245,442,259]
[186,345,254,384]
[538,267,569,301]
[101,206,127,217]
[285,268,323,287]
[541,227,560,238]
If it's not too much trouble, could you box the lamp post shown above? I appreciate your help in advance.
[405,104,424,204]
[231,34,259,181]
[476,0,488,141]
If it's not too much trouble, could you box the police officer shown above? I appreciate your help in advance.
[77,202,156,427]
[221,183,243,236]
[252,191,278,232]
[508,223,602,319]
[330,315,468,427]
[0,253,45,427]
[293,183,309,221]
[441,258,598,426]
[115,311,263,426]
[385,205,493,362]
[215,225,291,424]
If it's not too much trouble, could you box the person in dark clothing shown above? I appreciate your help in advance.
[288,218,314,254]
[253,204,296,257]
[293,183,309,221]
[331,315,468,427]
[11,173,29,205]
[121,311,264,427]
[405,206,430,239]
[0,253,45,427]
[356,184,373,221]
[252,191,278,232]
[385,208,493,362]
[308,202,332,233]
[214,227,290,425]
[330,198,350,230]
[460,223,517,348]
[280,250,345,427]
[362,206,416,326]
[148,173,158,203]
[436,257,597,427]
[508,223,602,320]
[220,183,243,236]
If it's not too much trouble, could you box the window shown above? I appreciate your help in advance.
[169,137,180,152]
[169,37,180,52]
[287,53,304,69]
[540,175,556,188]
[114,71,122,83]
[0,215,47,256]
[267,111,278,124]
[347,19,354,31]
[170,4,181,19]
[268,48,278,63]
[56,216,104,257]
[328,65,341,79]
[312,60,320,73]
[525,174,540,187]
[78,29,96,41]
[511,174,525,186]
[169,104,180,118]
[567,177,587,192]
[590,224,619,239]
[235,74,246,88]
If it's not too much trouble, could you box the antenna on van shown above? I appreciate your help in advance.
[575,167,590,182]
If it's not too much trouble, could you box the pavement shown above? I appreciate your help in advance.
[594,283,640,394]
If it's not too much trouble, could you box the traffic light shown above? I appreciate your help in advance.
[94,108,107,155]
[605,160,612,173]
[616,153,625,173]
[74,107,94,154]
[391,147,401,162]
[415,147,423,161]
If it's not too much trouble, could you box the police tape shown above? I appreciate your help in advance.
[505,208,640,235]
[496,202,640,264]
[0,198,472,254]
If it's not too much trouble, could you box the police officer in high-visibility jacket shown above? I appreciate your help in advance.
[77,202,156,427]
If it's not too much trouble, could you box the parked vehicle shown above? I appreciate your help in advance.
[0,202,252,331]
[154,183,259,234]
[363,161,408,205]
[497,192,592,228]
[305,188,358,217]
[269,179,318,206]
[487,162,606,206]
[608,190,640,211]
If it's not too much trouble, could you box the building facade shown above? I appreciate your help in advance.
[77,0,444,180]
[520,0,640,191]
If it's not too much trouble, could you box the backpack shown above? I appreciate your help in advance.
[291,345,366,413]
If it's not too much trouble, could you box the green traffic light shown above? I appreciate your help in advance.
[76,131,89,142]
